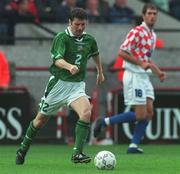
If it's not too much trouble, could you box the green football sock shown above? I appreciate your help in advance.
[20,121,39,152]
[73,120,90,155]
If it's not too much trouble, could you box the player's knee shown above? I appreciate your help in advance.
[136,115,147,121]
[136,110,153,121]
[81,108,91,122]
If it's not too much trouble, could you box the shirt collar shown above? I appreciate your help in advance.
[141,22,154,33]
[65,26,86,38]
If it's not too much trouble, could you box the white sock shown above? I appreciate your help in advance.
[129,143,137,148]
[104,118,110,125]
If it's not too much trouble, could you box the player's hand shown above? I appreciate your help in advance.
[158,71,166,82]
[96,72,105,85]
[69,65,79,75]
[140,62,150,70]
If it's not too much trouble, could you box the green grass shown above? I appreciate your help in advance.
[0,144,180,174]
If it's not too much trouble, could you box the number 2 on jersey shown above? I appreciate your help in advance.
[75,54,82,66]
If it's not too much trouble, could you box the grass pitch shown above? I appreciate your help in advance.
[0,144,180,174]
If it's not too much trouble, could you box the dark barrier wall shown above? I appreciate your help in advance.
[0,88,69,144]
[0,88,31,144]
[114,90,180,144]
[1,88,180,144]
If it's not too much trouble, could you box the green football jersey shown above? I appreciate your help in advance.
[49,27,99,82]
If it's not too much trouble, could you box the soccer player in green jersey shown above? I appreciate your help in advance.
[16,7,105,165]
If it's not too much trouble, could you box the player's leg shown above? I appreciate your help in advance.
[127,77,155,154]
[70,96,92,163]
[94,70,136,137]
[16,113,49,165]
[16,76,60,165]
[127,104,148,154]
[93,111,136,137]
[127,98,154,154]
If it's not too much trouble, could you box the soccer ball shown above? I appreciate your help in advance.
[94,150,116,170]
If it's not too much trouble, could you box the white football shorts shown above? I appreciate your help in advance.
[123,70,154,105]
[39,76,89,116]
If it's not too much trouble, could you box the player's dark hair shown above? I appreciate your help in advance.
[69,8,88,21]
[142,3,158,15]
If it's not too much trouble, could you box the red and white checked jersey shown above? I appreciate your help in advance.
[120,22,157,73]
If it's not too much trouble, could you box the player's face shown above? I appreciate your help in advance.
[143,8,158,29]
[69,18,87,37]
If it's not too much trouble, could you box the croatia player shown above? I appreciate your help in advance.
[94,3,166,153]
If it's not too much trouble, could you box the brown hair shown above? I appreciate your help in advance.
[142,3,158,15]
[69,8,88,21]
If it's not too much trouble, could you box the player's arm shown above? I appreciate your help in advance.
[149,63,166,82]
[92,55,105,85]
[55,59,79,75]
[51,34,79,75]
[118,50,149,70]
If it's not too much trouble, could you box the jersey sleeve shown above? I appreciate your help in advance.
[51,33,66,61]
[120,28,140,55]
[89,38,99,58]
